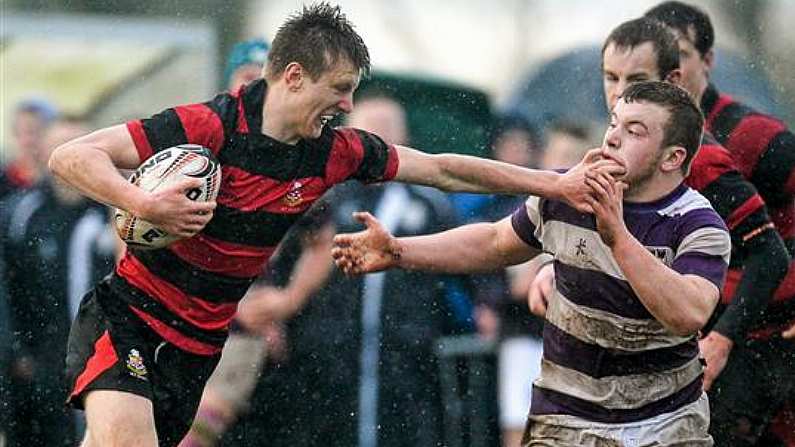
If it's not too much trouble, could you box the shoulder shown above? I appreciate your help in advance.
[659,187,728,239]
[656,187,715,219]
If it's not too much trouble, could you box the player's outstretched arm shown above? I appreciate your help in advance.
[49,125,215,237]
[332,212,539,275]
[393,146,626,213]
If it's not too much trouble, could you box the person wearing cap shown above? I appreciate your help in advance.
[225,39,270,92]
[0,98,59,200]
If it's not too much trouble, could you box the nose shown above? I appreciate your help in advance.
[604,125,620,150]
[338,93,354,114]
[608,80,628,110]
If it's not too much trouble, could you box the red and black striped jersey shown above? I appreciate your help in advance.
[114,80,399,355]
[702,83,795,242]
[686,136,770,282]
[687,132,795,338]
[702,84,795,336]
[686,133,770,259]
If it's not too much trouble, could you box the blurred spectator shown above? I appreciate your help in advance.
[497,119,591,447]
[538,120,594,170]
[448,115,547,447]
[220,93,469,447]
[0,117,116,446]
[0,259,11,446]
[449,118,540,339]
[224,38,269,92]
[0,98,58,200]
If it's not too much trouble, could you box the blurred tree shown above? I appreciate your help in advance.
[8,0,248,90]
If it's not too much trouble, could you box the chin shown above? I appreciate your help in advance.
[303,125,323,140]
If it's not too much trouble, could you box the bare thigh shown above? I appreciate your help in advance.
[82,389,158,447]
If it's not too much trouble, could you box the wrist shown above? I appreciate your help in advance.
[547,172,565,201]
[280,288,302,312]
[388,237,405,269]
[128,187,153,219]
[607,229,633,251]
[710,330,735,352]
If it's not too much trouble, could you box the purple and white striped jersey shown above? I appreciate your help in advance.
[511,182,730,424]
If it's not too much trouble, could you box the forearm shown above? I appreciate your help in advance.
[285,225,335,306]
[612,234,716,336]
[49,144,148,214]
[713,230,789,342]
[427,152,562,196]
[395,222,535,274]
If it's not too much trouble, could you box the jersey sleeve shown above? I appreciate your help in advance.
[326,127,399,185]
[687,142,772,245]
[671,213,731,290]
[709,99,795,201]
[125,94,233,162]
[510,196,543,249]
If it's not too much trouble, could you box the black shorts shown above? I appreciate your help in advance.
[65,278,221,445]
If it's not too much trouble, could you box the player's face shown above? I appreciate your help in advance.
[297,57,360,139]
[602,99,669,193]
[13,111,48,167]
[673,27,710,99]
[602,42,662,111]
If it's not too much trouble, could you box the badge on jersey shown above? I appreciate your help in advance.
[283,181,304,207]
[126,349,149,380]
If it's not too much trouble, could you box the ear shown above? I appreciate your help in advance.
[283,62,305,91]
[660,145,687,173]
[664,68,683,86]
[703,49,715,73]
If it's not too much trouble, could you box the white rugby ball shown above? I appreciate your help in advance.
[114,144,222,249]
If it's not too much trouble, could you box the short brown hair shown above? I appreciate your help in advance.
[621,81,704,173]
[645,1,714,57]
[602,17,680,80]
[266,3,371,80]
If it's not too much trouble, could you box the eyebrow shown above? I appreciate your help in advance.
[626,119,649,133]
[626,73,651,81]
[610,111,650,132]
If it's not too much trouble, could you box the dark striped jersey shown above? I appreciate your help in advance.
[115,80,399,355]
[701,85,795,332]
[702,84,795,241]
[686,133,771,273]
[511,183,730,423]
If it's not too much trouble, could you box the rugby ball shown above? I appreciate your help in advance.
[114,144,221,249]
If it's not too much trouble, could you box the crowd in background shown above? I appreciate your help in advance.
[2,2,795,446]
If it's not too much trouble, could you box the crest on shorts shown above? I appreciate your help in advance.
[282,181,304,207]
[126,349,148,380]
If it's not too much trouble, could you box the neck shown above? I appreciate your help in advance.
[261,85,301,144]
[692,77,709,106]
[624,174,684,203]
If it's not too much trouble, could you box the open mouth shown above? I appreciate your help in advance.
[319,114,336,127]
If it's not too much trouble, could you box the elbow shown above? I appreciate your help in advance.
[749,230,791,281]
[430,154,457,191]
[667,316,708,337]
[769,245,791,282]
[48,144,70,179]
[667,293,717,336]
